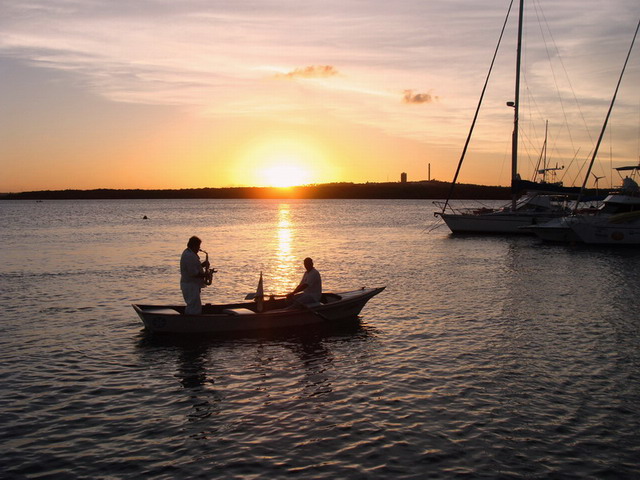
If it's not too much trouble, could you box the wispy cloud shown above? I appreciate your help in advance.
[1,0,638,159]
[277,65,339,79]
[403,90,437,104]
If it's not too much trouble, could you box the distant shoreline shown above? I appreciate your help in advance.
[1,181,512,200]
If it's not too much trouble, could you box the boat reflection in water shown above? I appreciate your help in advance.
[135,320,376,424]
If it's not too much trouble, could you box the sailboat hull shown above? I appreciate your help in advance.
[440,211,565,234]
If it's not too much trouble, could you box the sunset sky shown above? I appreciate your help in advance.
[1,0,638,192]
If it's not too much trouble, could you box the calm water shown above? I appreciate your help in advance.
[1,199,640,479]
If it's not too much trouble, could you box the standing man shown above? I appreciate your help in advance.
[180,236,210,314]
[288,257,322,306]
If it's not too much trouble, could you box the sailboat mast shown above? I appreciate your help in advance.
[511,0,524,211]
[543,120,548,174]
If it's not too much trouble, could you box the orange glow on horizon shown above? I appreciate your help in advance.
[229,132,341,188]
[260,163,312,188]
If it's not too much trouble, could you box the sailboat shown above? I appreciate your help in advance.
[435,0,580,234]
[528,19,640,245]
[528,166,640,243]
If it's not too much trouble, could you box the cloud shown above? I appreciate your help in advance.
[0,0,637,157]
[277,65,339,79]
[403,90,437,104]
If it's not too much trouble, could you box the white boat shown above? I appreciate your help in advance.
[437,193,572,234]
[528,185,640,243]
[435,0,580,234]
[133,287,385,334]
[529,19,640,244]
[570,210,640,245]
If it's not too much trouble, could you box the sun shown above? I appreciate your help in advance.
[261,163,311,188]
[231,133,340,188]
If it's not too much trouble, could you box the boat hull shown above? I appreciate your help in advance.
[133,287,385,334]
[440,211,565,234]
[570,220,640,245]
[526,217,582,242]
[529,196,640,243]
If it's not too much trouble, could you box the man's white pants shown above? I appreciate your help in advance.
[181,282,202,314]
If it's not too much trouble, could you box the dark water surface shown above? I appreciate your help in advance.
[1,199,639,479]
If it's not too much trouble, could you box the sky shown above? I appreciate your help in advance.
[1,0,638,192]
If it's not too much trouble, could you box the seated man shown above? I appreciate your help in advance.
[287,257,322,306]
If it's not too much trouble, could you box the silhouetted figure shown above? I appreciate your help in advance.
[288,257,322,306]
[180,236,210,314]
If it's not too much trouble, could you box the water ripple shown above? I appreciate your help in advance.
[2,200,640,478]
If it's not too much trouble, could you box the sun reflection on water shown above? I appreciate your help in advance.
[269,204,298,295]
[278,208,292,255]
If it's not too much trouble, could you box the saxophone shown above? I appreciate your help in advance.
[200,250,216,286]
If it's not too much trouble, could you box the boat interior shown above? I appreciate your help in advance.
[142,292,344,316]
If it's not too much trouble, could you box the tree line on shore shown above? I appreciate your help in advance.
[1,181,512,200]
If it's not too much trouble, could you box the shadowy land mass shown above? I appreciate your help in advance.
[1,181,511,200]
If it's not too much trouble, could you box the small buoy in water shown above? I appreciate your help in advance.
[143,215,148,220]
